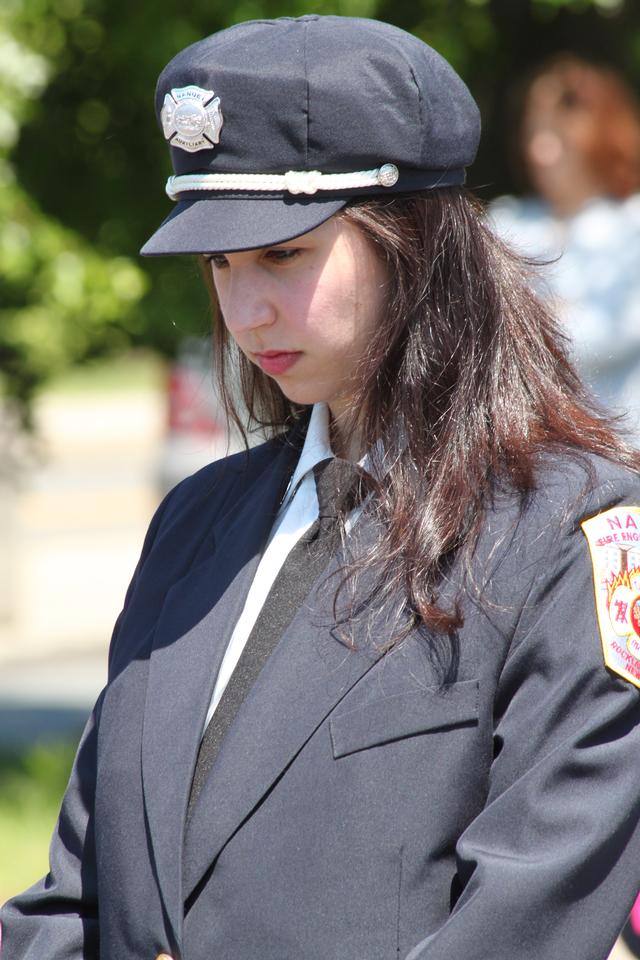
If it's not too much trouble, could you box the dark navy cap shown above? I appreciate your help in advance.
[140,15,481,256]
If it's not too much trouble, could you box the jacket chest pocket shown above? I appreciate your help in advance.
[329,678,479,758]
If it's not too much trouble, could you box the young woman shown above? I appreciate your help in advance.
[3,16,640,960]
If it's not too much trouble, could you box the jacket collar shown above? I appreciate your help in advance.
[140,430,300,946]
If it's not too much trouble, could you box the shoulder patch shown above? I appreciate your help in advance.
[582,506,640,688]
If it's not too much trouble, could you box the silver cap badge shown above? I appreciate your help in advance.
[161,85,223,153]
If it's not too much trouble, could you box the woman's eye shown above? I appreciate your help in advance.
[206,254,229,269]
[265,247,300,263]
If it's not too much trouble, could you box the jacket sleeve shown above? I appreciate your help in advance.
[0,487,176,960]
[406,479,640,960]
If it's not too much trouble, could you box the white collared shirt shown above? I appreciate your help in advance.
[204,403,344,729]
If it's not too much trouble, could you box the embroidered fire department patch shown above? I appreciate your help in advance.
[582,506,640,688]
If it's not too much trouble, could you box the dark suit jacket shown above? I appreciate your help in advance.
[3,435,640,960]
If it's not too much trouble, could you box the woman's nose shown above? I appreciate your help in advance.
[219,270,277,335]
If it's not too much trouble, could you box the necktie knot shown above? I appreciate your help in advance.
[313,457,368,522]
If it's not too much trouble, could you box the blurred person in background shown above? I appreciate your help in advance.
[490,55,640,443]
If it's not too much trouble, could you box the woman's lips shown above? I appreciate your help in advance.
[253,351,302,375]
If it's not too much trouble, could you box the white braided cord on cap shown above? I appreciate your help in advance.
[165,164,399,199]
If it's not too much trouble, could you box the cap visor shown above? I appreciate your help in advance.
[140,195,347,256]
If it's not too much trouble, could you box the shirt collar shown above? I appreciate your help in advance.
[283,403,334,508]
[281,402,382,512]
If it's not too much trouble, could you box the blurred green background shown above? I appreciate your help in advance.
[0,742,76,901]
[1,0,639,908]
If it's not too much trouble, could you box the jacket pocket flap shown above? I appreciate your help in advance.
[330,679,479,759]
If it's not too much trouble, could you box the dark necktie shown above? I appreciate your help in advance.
[186,456,366,821]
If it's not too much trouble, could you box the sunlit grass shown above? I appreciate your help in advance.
[0,742,76,903]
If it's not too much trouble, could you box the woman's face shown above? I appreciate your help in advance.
[208,216,389,421]
[521,71,604,212]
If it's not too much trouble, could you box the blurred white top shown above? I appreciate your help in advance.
[488,194,640,442]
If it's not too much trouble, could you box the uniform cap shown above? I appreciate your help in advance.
[140,15,481,256]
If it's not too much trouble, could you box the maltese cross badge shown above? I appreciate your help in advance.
[161,85,223,153]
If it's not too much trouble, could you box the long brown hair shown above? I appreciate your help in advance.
[204,187,640,641]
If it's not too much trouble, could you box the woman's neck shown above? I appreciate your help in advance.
[328,406,364,462]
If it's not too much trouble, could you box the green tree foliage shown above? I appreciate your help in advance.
[1,0,638,426]
[0,0,149,428]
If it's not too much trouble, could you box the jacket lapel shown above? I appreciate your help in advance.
[181,513,388,902]
[140,437,298,945]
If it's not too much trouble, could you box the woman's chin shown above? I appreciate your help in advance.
[271,379,331,409]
